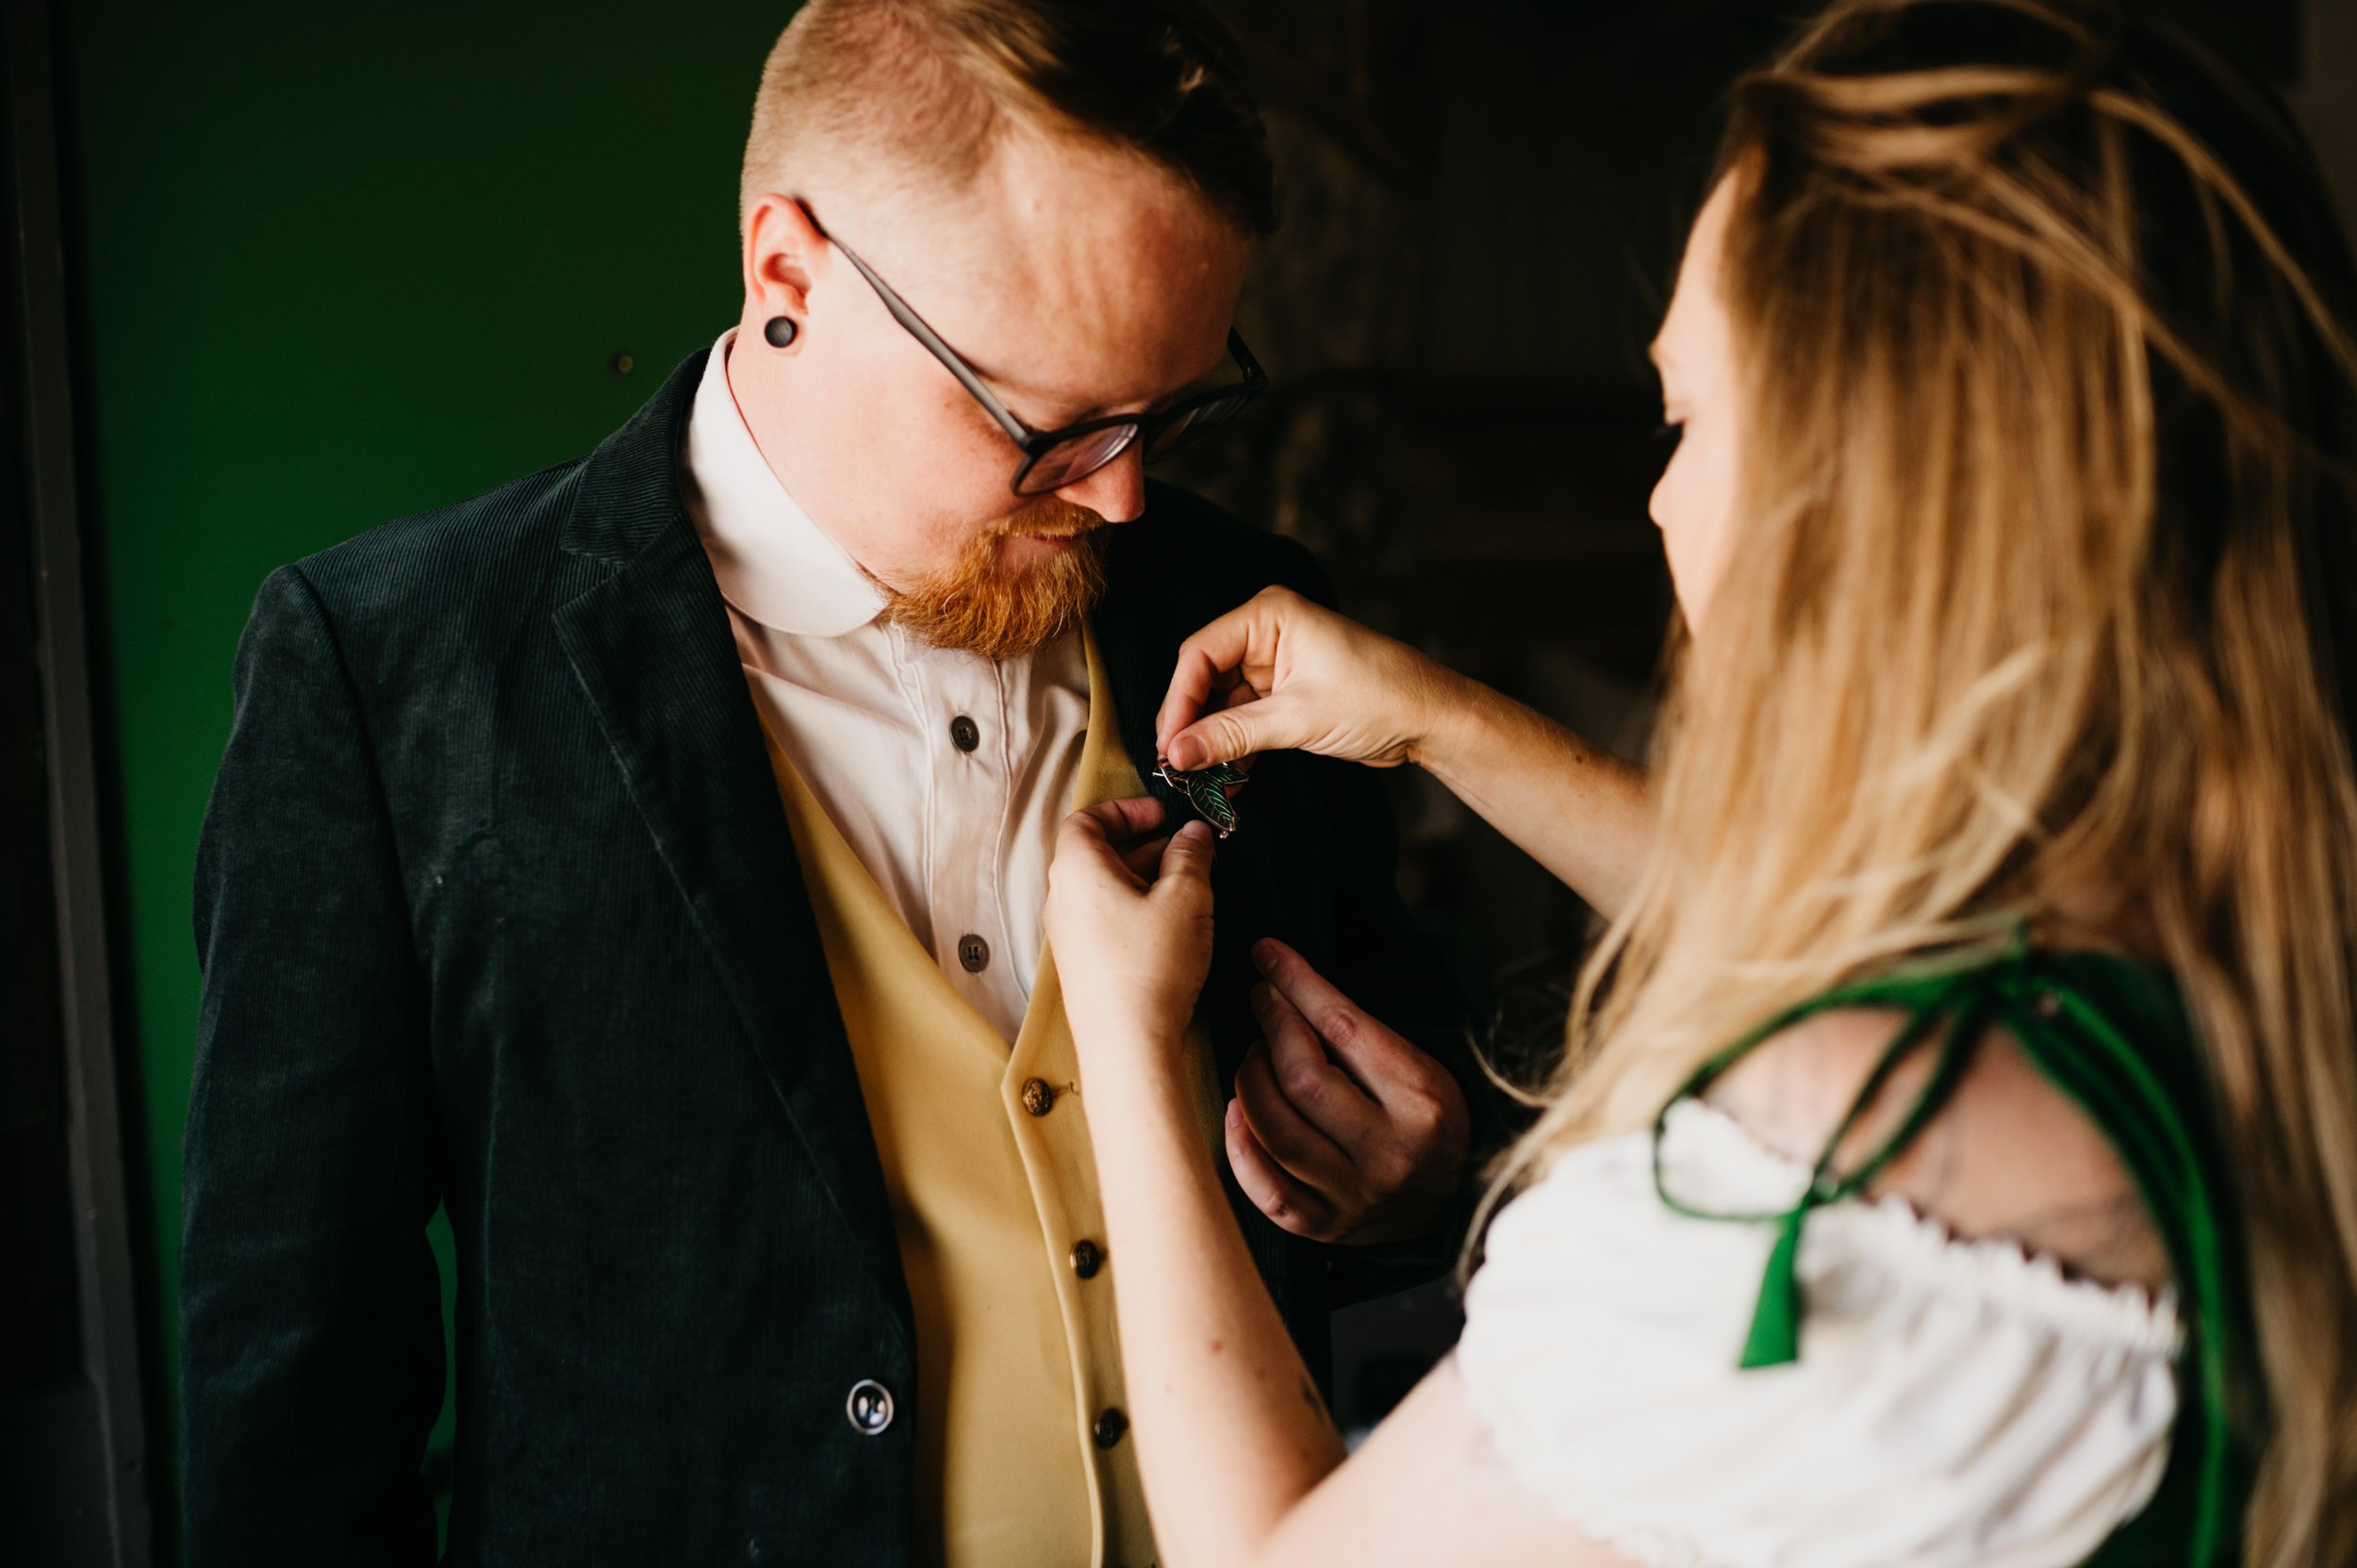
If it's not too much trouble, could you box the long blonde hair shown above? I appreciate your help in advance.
[1489,3,2357,1561]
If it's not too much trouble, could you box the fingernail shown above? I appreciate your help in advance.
[1250,939,1277,971]
[1173,735,1204,769]
[1225,1098,1241,1128]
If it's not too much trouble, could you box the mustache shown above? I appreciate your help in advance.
[992,499,1107,539]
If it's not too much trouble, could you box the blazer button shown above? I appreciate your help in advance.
[846,1378,896,1436]
[1021,1077,1055,1116]
[949,715,981,752]
[1093,1407,1129,1448]
[959,933,991,973]
[1070,1239,1104,1279]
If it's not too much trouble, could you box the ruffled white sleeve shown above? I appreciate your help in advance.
[1454,1099,2182,1568]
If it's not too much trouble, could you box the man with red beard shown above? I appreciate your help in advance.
[180,4,1473,1565]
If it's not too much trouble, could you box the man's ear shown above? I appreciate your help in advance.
[741,192,826,324]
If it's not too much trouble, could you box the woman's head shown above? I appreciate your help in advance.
[1525,4,2357,1561]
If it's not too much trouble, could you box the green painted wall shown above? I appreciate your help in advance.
[63,4,798,1550]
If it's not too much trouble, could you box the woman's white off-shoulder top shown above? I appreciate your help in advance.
[1455,1098,2182,1568]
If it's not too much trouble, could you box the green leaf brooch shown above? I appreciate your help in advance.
[1153,758,1248,839]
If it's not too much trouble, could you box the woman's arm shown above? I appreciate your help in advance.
[1045,800,1633,1568]
[1080,996,1347,1560]
[1412,668,1652,921]
[1155,586,1652,921]
[1093,1083,1624,1568]
[1252,1360,1635,1568]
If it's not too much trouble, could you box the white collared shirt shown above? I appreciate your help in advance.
[681,329,1092,1040]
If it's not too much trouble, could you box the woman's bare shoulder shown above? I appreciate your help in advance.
[1707,1006,2170,1289]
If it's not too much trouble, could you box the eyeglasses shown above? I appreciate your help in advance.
[820,225,1268,496]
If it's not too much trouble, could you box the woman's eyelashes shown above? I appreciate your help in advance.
[1654,418,1686,460]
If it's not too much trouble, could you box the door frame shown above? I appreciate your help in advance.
[5,0,155,1560]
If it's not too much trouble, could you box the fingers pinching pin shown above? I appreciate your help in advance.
[1153,758,1248,839]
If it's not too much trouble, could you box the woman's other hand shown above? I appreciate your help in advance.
[1046,797,1219,1062]
[1155,586,1464,773]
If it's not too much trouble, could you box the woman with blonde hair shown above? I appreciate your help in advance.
[1042,1,2357,1563]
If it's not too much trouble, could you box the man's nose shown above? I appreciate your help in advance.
[1054,442,1146,524]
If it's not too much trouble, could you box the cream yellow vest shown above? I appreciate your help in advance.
[759,622,1220,1568]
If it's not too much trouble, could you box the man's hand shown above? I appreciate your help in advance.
[1226,938,1471,1246]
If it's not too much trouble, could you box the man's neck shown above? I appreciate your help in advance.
[720,322,906,592]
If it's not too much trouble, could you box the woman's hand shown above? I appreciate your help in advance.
[1155,586,1466,773]
[1046,797,1219,1065]
[1160,586,1656,921]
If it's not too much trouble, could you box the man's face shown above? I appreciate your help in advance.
[735,125,1252,656]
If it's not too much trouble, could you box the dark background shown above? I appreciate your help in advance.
[8,0,2352,1560]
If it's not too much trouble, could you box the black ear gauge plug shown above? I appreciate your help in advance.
[764,316,799,349]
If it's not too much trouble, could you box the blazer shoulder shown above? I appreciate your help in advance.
[262,454,604,701]
[294,454,589,613]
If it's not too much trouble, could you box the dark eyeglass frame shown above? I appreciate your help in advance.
[820,225,1268,496]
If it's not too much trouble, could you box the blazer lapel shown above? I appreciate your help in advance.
[551,352,913,1348]
[1095,512,1309,973]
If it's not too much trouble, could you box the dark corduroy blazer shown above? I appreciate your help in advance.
[181,351,1463,1567]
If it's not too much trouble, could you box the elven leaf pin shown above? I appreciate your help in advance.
[1153,758,1248,839]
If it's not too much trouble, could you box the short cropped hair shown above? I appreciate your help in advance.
[739,0,1277,239]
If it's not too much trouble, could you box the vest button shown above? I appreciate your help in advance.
[845,1378,895,1436]
[949,715,980,752]
[1093,1407,1129,1448]
[1070,1239,1104,1279]
[1020,1077,1055,1116]
[959,933,991,973]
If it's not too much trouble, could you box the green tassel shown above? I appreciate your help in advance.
[1739,1210,1807,1368]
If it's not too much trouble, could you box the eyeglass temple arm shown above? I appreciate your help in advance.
[816,209,1263,433]
[823,236,1037,446]
[1226,328,1266,386]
